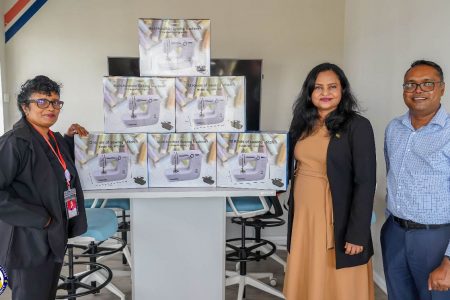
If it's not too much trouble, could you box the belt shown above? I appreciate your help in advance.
[393,216,450,230]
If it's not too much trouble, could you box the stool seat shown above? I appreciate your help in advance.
[226,196,265,213]
[82,208,118,242]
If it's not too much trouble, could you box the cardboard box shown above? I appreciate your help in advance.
[103,77,175,133]
[148,133,217,187]
[175,76,246,132]
[139,19,210,77]
[75,133,148,190]
[216,132,288,190]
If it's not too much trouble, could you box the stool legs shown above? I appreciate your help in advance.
[226,218,285,299]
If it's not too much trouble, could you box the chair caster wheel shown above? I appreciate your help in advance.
[270,278,277,286]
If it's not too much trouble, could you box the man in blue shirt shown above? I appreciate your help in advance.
[382,60,450,300]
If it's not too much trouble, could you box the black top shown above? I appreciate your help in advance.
[287,114,377,269]
[0,118,87,268]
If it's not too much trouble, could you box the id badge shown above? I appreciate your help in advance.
[64,188,79,219]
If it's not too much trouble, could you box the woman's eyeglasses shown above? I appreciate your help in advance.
[27,98,64,109]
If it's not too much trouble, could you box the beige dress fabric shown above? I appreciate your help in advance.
[283,125,374,300]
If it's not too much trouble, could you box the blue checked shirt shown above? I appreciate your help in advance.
[385,105,450,256]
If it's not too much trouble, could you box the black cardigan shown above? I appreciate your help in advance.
[0,118,87,268]
[287,114,376,269]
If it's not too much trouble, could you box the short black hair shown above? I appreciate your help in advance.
[17,75,61,117]
[405,60,444,81]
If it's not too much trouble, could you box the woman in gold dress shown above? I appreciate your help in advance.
[283,63,376,300]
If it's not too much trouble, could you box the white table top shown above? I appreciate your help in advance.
[83,187,276,199]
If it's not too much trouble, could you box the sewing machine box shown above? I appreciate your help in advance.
[216,132,288,190]
[103,77,175,133]
[74,133,149,190]
[139,18,210,77]
[147,133,217,187]
[175,76,246,132]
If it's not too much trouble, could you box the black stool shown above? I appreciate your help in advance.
[225,196,285,300]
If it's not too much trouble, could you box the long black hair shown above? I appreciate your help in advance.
[289,63,359,143]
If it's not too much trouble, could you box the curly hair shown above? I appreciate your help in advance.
[17,75,61,117]
[289,63,359,143]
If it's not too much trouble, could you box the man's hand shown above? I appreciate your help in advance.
[66,123,89,137]
[345,242,364,255]
[429,257,450,291]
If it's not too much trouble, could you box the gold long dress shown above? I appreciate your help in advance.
[283,125,374,300]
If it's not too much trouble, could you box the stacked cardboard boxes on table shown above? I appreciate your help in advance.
[75,18,287,191]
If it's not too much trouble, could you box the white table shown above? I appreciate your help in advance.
[84,187,275,300]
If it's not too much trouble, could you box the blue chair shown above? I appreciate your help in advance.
[225,196,285,300]
[56,208,127,300]
[85,199,132,268]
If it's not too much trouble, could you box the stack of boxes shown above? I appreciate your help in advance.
[74,18,287,191]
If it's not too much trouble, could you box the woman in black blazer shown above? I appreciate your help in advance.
[283,63,376,300]
[0,76,89,300]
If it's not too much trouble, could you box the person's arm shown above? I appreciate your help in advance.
[0,135,50,228]
[64,123,89,160]
[344,117,377,249]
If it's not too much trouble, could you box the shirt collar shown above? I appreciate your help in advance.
[399,105,448,130]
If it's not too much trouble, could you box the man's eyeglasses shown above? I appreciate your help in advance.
[403,81,444,93]
[27,99,64,109]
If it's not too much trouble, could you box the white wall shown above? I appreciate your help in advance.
[0,3,6,135]
[344,0,450,291]
[4,0,345,134]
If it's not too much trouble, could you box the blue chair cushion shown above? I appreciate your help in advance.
[226,197,265,213]
[82,208,118,242]
[84,199,130,210]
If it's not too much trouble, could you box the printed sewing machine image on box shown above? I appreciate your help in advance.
[103,77,175,133]
[139,18,210,77]
[147,133,217,187]
[216,132,288,190]
[74,133,148,190]
[175,76,246,132]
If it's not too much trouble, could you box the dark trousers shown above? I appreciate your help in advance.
[381,216,450,300]
[8,257,62,300]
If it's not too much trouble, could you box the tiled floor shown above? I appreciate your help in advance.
[0,251,387,300]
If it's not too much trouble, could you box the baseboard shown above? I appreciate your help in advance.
[373,270,387,294]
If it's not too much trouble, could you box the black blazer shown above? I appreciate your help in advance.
[0,118,87,268]
[287,115,376,269]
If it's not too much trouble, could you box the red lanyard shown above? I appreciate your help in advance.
[40,130,71,189]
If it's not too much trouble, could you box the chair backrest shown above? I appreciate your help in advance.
[226,196,270,219]
[260,195,284,219]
